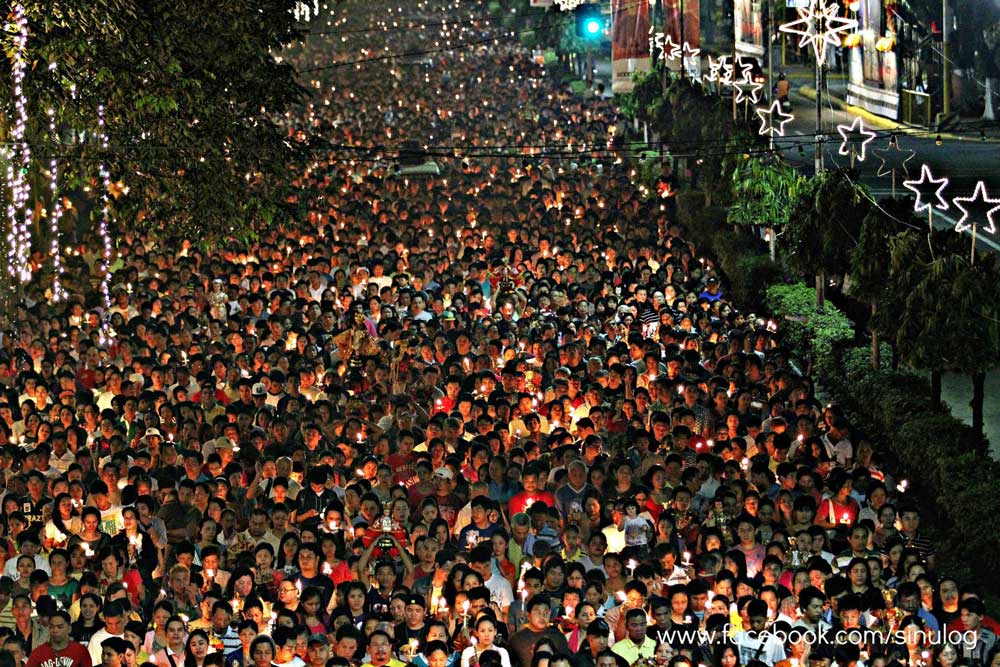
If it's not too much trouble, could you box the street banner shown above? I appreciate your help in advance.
[612,0,651,93]
[847,0,900,119]
[660,0,700,77]
[735,0,764,58]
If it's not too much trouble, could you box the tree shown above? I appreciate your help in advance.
[1,0,311,251]
[875,229,1000,437]
[781,169,870,308]
[848,198,914,369]
[727,155,802,260]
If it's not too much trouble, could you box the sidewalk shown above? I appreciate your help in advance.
[781,62,1000,143]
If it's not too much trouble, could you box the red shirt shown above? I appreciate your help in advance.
[26,642,93,667]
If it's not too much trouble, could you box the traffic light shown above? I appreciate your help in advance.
[575,4,604,40]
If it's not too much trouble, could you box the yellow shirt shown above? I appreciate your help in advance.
[612,635,657,665]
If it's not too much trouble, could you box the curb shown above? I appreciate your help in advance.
[797,85,1000,143]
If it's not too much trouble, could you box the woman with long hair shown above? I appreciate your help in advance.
[143,600,175,656]
[276,533,300,575]
[71,592,104,644]
[298,586,329,635]
[43,493,80,550]
[183,629,211,667]
[69,507,111,565]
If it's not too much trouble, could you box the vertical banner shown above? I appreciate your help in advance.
[661,0,701,76]
[612,0,651,93]
[734,0,764,58]
[847,0,900,119]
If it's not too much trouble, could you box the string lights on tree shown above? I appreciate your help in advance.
[47,107,67,301]
[5,2,33,283]
[96,105,114,315]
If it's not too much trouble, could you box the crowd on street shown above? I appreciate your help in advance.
[1,4,998,667]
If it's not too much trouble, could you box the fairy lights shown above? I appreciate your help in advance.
[97,105,113,315]
[6,2,33,283]
[47,107,66,301]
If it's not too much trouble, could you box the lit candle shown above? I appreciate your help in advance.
[841,512,851,524]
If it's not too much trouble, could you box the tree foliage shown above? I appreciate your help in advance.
[875,230,1000,377]
[781,169,870,279]
[2,0,312,242]
[727,155,803,228]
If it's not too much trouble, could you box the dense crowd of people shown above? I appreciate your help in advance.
[1,4,998,667]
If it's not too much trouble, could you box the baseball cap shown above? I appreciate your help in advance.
[307,634,329,646]
[251,383,267,396]
[433,467,454,480]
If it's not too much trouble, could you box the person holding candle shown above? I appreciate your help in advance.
[461,615,511,667]
[814,470,860,533]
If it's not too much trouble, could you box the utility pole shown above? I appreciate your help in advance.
[679,0,686,80]
[941,0,950,116]
[815,57,823,173]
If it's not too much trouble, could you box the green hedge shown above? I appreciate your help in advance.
[764,283,854,374]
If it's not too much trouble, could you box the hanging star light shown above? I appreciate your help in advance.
[902,164,949,214]
[661,33,682,61]
[779,0,857,66]
[874,136,915,178]
[705,55,728,83]
[952,181,1000,235]
[734,72,764,105]
[836,116,877,161]
[756,101,794,137]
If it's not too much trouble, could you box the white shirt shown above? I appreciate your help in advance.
[734,630,786,666]
[3,553,50,579]
[461,646,511,667]
[88,629,125,665]
[484,573,514,612]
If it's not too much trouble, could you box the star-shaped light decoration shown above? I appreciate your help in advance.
[756,101,795,137]
[556,0,585,10]
[952,181,1000,234]
[734,72,764,105]
[902,164,949,214]
[705,55,729,83]
[874,136,915,178]
[665,35,682,60]
[779,0,858,66]
[836,117,877,161]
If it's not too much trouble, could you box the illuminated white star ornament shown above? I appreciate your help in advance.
[952,181,1000,234]
[556,0,585,10]
[705,55,728,83]
[874,137,915,178]
[836,117,876,161]
[734,73,763,105]
[756,101,794,137]
[902,164,949,214]
[779,0,858,66]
